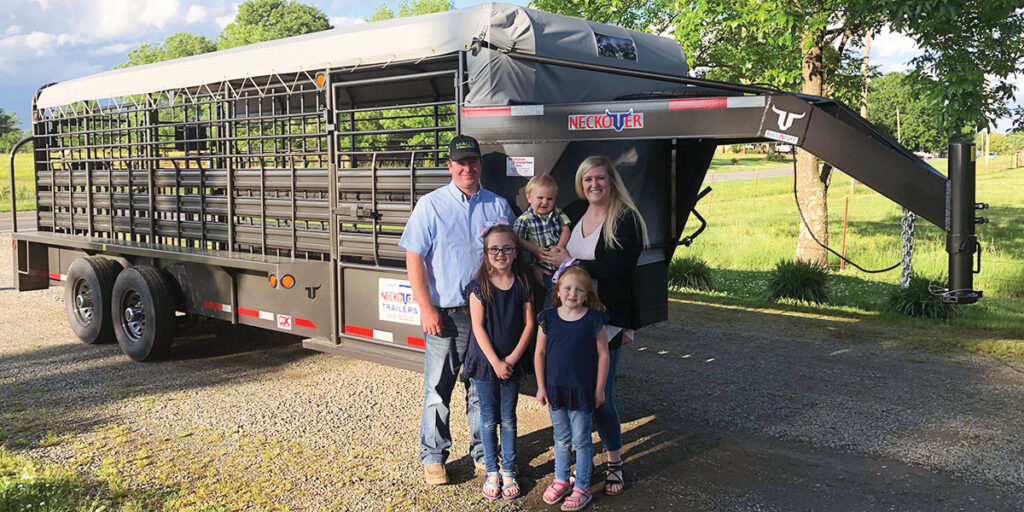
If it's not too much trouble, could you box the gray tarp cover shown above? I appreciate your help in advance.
[36,3,687,109]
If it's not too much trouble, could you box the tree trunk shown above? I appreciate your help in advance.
[795,39,829,267]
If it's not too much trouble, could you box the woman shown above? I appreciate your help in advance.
[540,154,649,496]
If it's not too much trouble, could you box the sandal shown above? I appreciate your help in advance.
[604,461,624,496]
[500,472,521,500]
[560,487,593,511]
[481,472,502,501]
[542,479,572,504]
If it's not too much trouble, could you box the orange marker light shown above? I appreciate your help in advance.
[315,73,326,88]
[269,274,278,287]
[281,275,295,289]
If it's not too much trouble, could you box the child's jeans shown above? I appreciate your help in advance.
[473,378,521,474]
[540,271,554,310]
[549,406,594,489]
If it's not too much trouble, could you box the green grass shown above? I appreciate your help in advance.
[0,445,180,511]
[677,153,1024,342]
[709,152,795,173]
[1,153,35,213]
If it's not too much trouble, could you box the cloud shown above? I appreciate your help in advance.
[5,26,21,36]
[185,5,208,24]
[872,26,919,59]
[93,41,140,56]
[330,16,364,27]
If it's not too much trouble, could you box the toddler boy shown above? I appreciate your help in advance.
[513,175,571,305]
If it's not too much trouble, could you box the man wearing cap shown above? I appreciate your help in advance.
[400,135,513,485]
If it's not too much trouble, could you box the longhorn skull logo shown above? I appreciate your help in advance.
[771,105,807,131]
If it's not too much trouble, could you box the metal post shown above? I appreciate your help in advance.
[945,142,982,304]
[8,137,33,233]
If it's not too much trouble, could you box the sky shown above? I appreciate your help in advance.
[0,0,1019,133]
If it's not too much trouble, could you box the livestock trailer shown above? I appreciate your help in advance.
[9,3,983,368]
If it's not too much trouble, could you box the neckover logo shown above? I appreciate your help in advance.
[771,105,807,131]
[568,109,644,132]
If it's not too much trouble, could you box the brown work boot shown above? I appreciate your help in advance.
[424,463,448,485]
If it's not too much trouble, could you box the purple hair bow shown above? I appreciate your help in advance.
[479,216,509,238]
[551,258,579,283]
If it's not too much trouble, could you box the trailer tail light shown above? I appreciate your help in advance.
[280,275,295,289]
[268,274,277,287]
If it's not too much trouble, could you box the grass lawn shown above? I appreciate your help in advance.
[676,153,1024,352]
[1,153,35,213]
[709,151,795,173]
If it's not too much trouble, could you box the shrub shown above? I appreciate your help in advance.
[886,275,962,320]
[765,152,787,162]
[766,259,829,304]
[668,256,714,291]
[730,157,739,165]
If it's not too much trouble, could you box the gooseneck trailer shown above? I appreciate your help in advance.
[9,4,983,368]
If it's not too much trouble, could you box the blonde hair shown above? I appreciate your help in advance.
[574,155,650,250]
[550,266,606,312]
[525,174,558,197]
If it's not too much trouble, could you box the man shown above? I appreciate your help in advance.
[399,135,513,485]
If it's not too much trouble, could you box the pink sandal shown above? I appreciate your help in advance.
[542,479,572,504]
[560,487,593,511]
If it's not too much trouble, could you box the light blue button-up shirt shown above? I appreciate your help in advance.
[399,181,513,308]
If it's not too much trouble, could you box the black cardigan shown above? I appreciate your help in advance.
[563,200,644,339]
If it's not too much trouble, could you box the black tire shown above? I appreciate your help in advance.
[110,266,177,361]
[65,257,124,344]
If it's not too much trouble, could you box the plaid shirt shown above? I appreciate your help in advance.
[513,207,570,271]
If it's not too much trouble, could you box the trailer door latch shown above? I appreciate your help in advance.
[352,205,382,221]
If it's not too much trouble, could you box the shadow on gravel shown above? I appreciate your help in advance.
[0,321,312,447]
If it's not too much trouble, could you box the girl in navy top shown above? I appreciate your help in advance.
[534,262,609,511]
[462,222,535,500]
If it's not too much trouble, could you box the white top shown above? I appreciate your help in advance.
[35,3,689,109]
[566,221,623,341]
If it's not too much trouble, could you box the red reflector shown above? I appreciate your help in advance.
[407,336,425,348]
[237,307,259,318]
[461,106,512,117]
[344,324,373,338]
[48,272,61,280]
[669,97,728,110]
[295,317,317,329]
[202,301,220,310]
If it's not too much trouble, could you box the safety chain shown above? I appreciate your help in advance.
[900,208,916,288]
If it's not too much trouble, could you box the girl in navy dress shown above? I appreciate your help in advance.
[462,222,535,500]
[534,262,610,511]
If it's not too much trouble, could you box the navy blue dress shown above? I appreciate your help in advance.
[462,277,528,382]
[538,308,609,410]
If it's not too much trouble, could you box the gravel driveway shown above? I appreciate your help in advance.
[2,231,1023,511]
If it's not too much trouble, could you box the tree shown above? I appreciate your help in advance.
[529,0,678,34]
[367,0,453,22]
[120,32,216,67]
[540,1,1024,267]
[868,72,945,152]
[0,109,29,153]
[217,0,331,50]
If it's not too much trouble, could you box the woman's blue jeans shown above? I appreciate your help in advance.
[473,377,520,474]
[594,347,622,453]
[549,406,594,489]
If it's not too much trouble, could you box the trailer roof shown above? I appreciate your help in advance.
[35,3,688,109]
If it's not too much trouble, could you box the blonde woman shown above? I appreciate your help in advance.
[539,155,649,496]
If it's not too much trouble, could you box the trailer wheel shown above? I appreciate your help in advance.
[65,257,124,344]
[111,266,177,361]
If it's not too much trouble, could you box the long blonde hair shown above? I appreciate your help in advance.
[574,155,650,250]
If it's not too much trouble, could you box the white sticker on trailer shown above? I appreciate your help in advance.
[765,129,799,145]
[506,157,535,177]
[277,314,293,330]
[379,278,420,326]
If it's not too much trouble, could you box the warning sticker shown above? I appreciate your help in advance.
[506,157,535,177]
[379,278,421,326]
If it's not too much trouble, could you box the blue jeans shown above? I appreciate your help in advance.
[594,347,622,453]
[473,378,520,474]
[549,406,594,489]
[419,309,483,466]
[541,271,554,310]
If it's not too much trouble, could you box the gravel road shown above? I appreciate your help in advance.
[2,230,1023,511]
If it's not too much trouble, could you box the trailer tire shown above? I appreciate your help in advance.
[111,266,177,361]
[65,257,124,345]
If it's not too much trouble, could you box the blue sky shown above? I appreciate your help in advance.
[1,0,1019,133]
